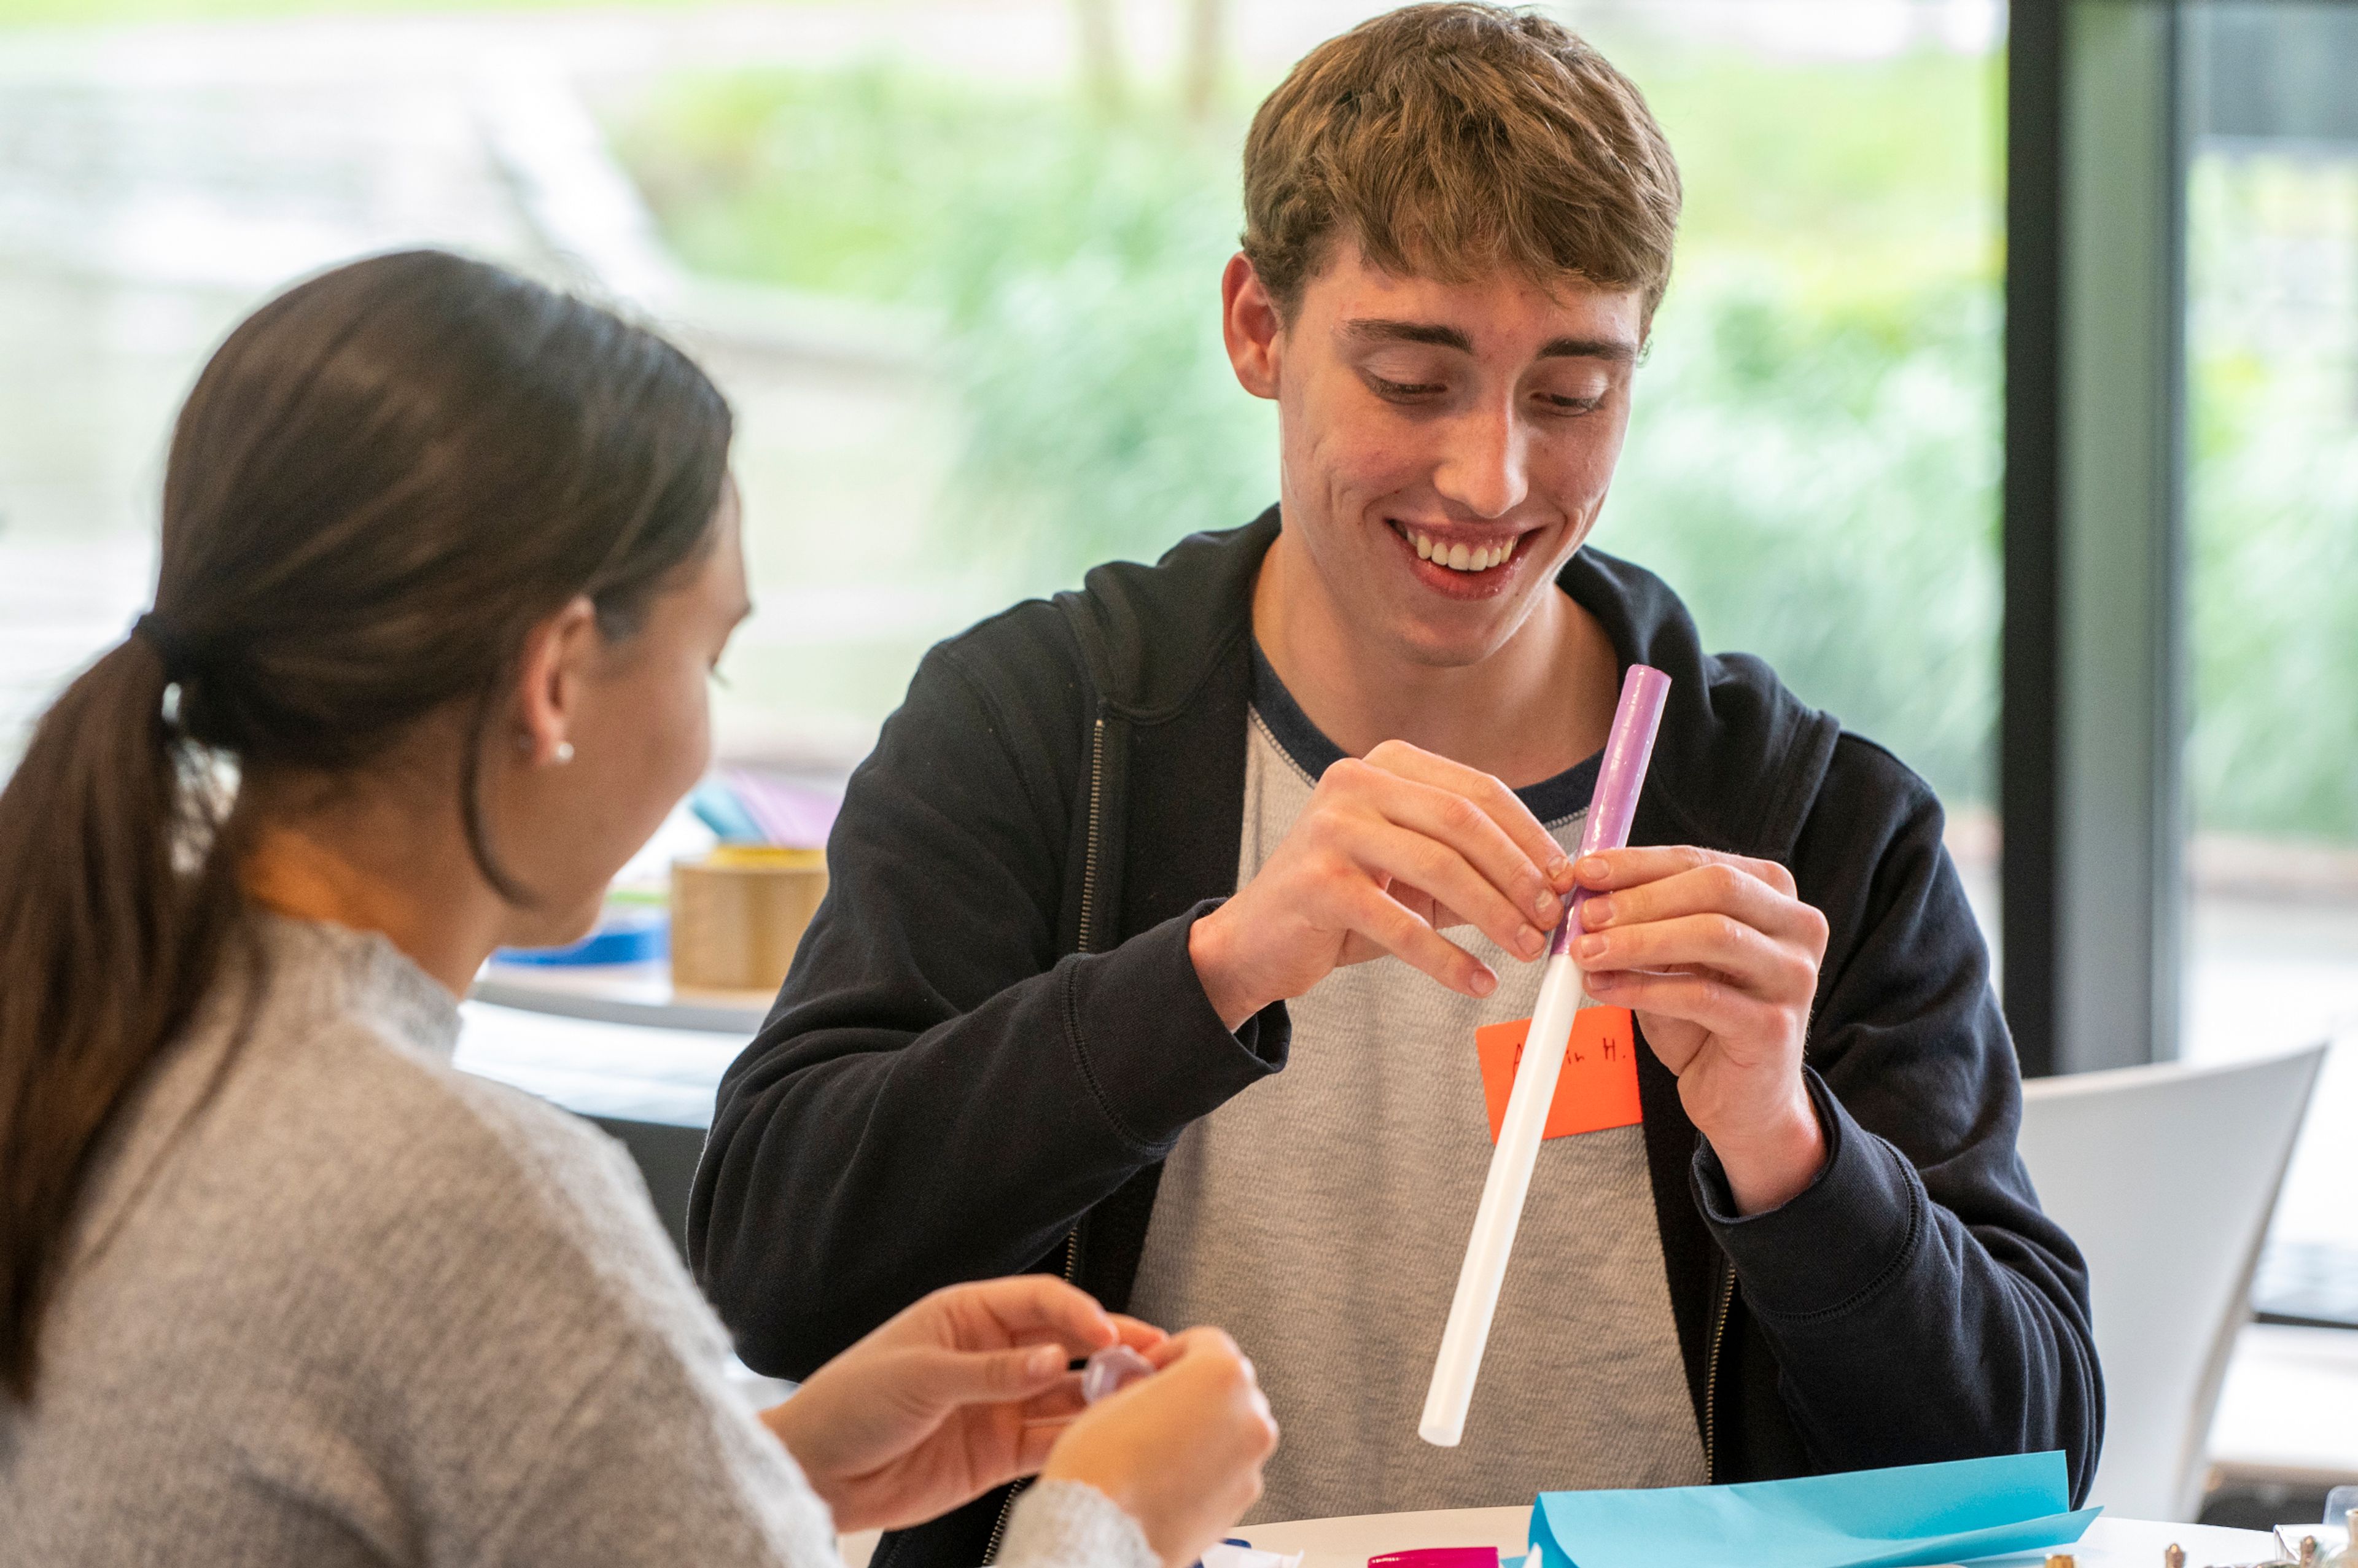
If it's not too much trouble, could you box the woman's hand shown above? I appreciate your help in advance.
[762,1277,1165,1532]
[1038,1327,1279,1568]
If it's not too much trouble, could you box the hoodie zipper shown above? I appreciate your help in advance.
[983,718,1108,1566]
[1075,717,1108,956]
[1701,1257,1734,1483]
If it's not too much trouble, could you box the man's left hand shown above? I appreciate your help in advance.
[1569,846,1830,1215]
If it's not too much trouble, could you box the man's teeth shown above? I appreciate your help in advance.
[1412,533,1512,572]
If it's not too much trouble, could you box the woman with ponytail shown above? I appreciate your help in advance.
[0,250,1274,1567]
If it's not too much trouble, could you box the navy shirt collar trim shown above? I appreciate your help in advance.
[1247,640,1603,828]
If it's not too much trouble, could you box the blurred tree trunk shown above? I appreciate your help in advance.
[1075,0,1126,117]
[1181,0,1228,123]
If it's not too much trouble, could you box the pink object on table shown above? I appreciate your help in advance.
[1368,1550,1501,1568]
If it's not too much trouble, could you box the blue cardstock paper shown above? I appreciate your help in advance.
[1527,1451,2098,1568]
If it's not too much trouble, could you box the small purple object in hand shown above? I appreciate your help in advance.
[1081,1344,1156,1404]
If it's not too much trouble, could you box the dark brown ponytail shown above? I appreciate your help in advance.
[0,250,733,1399]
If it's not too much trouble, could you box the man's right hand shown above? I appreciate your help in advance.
[1186,739,1576,1029]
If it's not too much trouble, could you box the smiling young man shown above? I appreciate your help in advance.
[691,7,2101,1561]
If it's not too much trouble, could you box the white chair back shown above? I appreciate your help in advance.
[2017,1044,2326,1520]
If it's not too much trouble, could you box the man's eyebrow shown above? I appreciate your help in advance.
[1339,318,1474,352]
[1339,318,1640,363]
[1538,335,1640,363]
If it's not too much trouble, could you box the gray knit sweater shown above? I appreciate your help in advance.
[0,915,1156,1568]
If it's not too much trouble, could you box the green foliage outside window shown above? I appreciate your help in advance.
[2184,158,2358,842]
[611,48,2358,841]
[612,52,2005,810]
[616,65,1278,584]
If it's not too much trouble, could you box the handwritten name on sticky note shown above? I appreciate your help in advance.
[1475,1007,1642,1143]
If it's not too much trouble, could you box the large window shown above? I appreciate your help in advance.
[602,0,2009,917]
[0,2,2005,813]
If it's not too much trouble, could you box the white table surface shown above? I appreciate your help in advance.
[453,998,741,1126]
[1231,1505,2279,1568]
[472,958,772,1035]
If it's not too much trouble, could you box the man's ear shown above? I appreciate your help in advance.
[1222,252,1283,400]
[510,594,598,767]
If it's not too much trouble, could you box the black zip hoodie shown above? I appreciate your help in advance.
[690,511,2102,1567]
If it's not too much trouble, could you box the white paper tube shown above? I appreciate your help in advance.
[1417,951,1587,1446]
[1417,663,1671,1448]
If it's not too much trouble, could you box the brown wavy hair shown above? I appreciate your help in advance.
[1241,2,1683,324]
[0,249,733,1399]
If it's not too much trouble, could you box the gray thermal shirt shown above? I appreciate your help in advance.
[0,914,1153,1568]
[1126,654,1706,1523]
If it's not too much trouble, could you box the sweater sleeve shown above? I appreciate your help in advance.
[691,619,1285,1379]
[1688,735,2104,1504]
[998,1480,1160,1568]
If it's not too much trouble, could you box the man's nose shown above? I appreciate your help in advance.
[1431,398,1530,520]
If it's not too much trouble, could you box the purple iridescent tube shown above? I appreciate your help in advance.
[1549,664,1672,957]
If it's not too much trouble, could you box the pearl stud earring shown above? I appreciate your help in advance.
[553,742,575,764]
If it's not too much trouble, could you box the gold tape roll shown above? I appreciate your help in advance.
[669,852,830,993]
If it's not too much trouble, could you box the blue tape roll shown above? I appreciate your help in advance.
[495,907,669,967]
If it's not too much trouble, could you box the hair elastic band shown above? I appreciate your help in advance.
[131,612,196,681]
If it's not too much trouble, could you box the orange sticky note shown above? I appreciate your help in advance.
[1474,1007,1643,1143]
